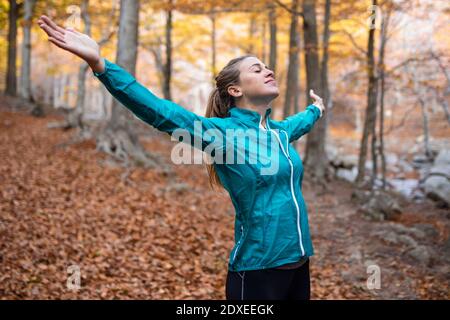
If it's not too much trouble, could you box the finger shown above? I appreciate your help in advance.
[310,90,322,101]
[38,23,57,40]
[310,93,319,101]
[40,24,66,43]
[48,36,69,50]
[41,15,66,35]
[38,20,65,39]
[41,15,66,34]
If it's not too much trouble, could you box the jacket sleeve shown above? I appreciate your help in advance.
[92,57,227,151]
[278,104,323,142]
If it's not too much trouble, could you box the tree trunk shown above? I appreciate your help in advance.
[67,0,91,130]
[19,0,36,102]
[145,37,165,92]
[261,16,267,63]
[378,49,387,189]
[321,0,332,173]
[53,74,70,109]
[370,92,378,188]
[5,0,19,96]
[439,97,450,124]
[97,0,157,168]
[430,52,450,124]
[413,67,433,160]
[356,0,378,186]
[320,0,331,107]
[283,0,300,119]
[268,4,277,74]
[303,0,328,180]
[247,13,257,54]
[68,0,116,131]
[210,12,217,82]
[377,9,390,190]
[418,96,432,159]
[163,0,172,100]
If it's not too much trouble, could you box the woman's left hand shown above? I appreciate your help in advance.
[309,89,325,117]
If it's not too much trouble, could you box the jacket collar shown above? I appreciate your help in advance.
[228,106,272,124]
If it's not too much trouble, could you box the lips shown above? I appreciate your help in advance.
[265,79,276,85]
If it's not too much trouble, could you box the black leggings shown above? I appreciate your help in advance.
[226,260,310,300]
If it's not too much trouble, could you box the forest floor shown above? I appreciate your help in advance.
[0,97,448,299]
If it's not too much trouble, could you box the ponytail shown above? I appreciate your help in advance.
[205,87,232,190]
[204,54,256,189]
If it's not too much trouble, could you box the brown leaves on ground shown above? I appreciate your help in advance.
[0,103,448,299]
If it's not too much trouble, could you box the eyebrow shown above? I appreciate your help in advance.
[249,63,267,70]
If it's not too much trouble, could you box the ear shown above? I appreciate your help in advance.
[227,85,242,98]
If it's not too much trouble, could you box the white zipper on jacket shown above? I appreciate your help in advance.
[261,115,305,257]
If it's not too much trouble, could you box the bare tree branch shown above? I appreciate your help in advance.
[385,56,431,76]
[430,50,450,89]
[98,1,118,47]
[384,103,417,135]
[336,30,367,57]
[176,0,269,15]
[273,0,304,17]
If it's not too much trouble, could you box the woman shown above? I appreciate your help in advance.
[38,15,325,300]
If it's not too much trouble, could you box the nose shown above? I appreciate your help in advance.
[265,69,275,79]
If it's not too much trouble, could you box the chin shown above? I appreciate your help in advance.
[250,89,279,102]
[267,89,280,99]
[259,87,279,96]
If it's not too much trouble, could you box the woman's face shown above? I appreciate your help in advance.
[230,57,279,103]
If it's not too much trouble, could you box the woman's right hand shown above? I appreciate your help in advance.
[37,15,104,73]
[309,89,325,117]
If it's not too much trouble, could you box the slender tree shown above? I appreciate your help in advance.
[303,0,328,180]
[376,5,392,189]
[356,0,378,186]
[97,0,157,167]
[19,0,37,101]
[163,0,173,100]
[210,12,217,81]
[5,0,20,96]
[283,0,300,120]
[268,3,277,74]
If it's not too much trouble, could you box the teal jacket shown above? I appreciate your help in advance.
[93,58,323,272]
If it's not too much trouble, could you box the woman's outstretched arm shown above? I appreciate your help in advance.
[37,15,227,151]
[278,90,326,142]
